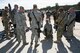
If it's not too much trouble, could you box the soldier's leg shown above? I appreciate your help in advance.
[4,22,10,39]
[67,25,74,40]
[57,30,62,41]
[35,29,39,47]
[31,28,36,45]
[5,27,9,38]
[21,27,28,45]
[49,33,53,39]
[22,31,26,44]
[16,28,21,43]
[57,28,63,42]
[70,25,74,37]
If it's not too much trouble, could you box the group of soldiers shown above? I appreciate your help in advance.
[1,4,76,48]
[2,4,29,45]
[52,7,76,43]
[45,7,76,43]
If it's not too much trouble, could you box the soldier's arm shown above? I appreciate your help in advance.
[63,12,69,25]
[28,12,32,22]
[67,13,76,25]
[70,13,76,21]
[55,12,60,23]
[56,17,61,23]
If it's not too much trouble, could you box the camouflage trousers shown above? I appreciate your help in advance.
[31,28,38,44]
[65,24,74,39]
[3,21,9,38]
[57,27,64,41]
[16,26,26,43]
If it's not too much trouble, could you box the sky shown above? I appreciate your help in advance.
[0,0,80,9]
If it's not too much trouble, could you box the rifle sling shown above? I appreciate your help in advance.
[32,11,40,38]
[32,12,39,27]
[68,18,75,25]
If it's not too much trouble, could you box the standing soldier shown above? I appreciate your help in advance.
[12,4,18,37]
[54,7,66,43]
[15,6,28,45]
[2,6,10,39]
[52,10,59,31]
[46,10,51,22]
[53,3,59,31]
[43,19,53,40]
[66,7,76,40]
[28,4,42,47]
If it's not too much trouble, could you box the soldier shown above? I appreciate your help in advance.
[2,6,10,39]
[66,7,76,40]
[43,19,53,40]
[12,4,18,37]
[52,10,59,31]
[46,10,51,22]
[15,6,28,45]
[28,4,42,47]
[54,7,66,43]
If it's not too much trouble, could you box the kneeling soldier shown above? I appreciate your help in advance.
[43,19,53,40]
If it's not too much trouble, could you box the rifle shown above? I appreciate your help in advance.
[32,12,41,38]
[8,3,13,24]
[67,18,75,26]
[8,4,11,18]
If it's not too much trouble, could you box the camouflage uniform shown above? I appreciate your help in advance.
[11,9,17,24]
[15,11,27,44]
[53,11,59,31]
[43,20,53,39]
[11,9,19,38]
[66,10,76,39]
[56,10,66,42]
[2,9,9,38]
[29,9,42,46]
[46,10,51,22]
[11,5,18,37]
